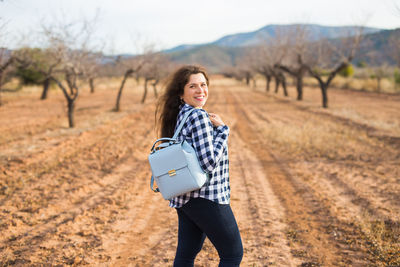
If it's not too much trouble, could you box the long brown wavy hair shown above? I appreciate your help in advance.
[156,65,209,138]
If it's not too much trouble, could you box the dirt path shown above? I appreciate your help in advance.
[226,82,399,266]
[104,84,303,266]
[0,78,399,266]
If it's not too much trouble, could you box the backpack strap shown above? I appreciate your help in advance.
[150,175,159,192]
[172,108,197,140]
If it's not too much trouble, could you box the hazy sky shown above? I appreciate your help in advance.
[1,0,399,54]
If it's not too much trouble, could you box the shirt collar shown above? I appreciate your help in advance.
[181,103,204,112]
[181,103,193,111]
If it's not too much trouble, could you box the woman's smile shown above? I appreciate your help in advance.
[182,73,209,108]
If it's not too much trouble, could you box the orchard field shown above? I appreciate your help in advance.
[0,77,399,266]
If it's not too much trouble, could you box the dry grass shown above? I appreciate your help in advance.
[257,119,400,265]
[249,75,399,94]
[254,115,377,161]
[359,217,400,266]
[329,107,400,133]
[301,76,399,94]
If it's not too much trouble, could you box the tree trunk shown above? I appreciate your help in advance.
[152,81,158,98]
[296,75,303,100]
[274,77,280,93]
[245,74,250,86]
[265,75,271,92]
[67,98,75,128]
[89,78,95,93]
[40,78,50,100]
[320,83,329,108]
[141,78,149,104]
[306,61,347,108]
[114,71,131,112]
[278,64,305,100]
[282,76,288,97]
[50,75,80,127]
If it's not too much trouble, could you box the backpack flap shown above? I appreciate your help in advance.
[148,142,188,178]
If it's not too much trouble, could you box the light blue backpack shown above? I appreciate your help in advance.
[149,108,208,200]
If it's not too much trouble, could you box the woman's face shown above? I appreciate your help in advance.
[182,73,208,108]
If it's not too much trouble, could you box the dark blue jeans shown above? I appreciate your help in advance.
[173,197,243,267]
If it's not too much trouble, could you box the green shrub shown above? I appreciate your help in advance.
[15,66,46,85]
[339,64,354,77]
[312,68,330,76]
[13,48,50,85]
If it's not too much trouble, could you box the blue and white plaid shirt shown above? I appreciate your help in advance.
[169,103,231,208]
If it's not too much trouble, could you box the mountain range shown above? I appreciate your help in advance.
[162,24,397,72]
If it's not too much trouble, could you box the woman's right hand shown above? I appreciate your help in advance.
[208,113,225,127]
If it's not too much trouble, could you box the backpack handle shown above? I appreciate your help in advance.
[150,138,178,153]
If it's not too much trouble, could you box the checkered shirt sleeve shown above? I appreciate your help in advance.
[169,104,231,208]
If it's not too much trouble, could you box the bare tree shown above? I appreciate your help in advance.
[221,64,256,88]
[113,55,144,111]
[251,46,273,92]
[139,52,171,103]
[276,56,306,99]
[256,45,288,96]
[113,40,173,110]
[82,51,102,93]
[275,25,310,100]
[271,67,288,96]
[304,28,363,108]
[220,66,241,80]
[252,29,289,95]
[41,17,99,127]
[39,50,60,99]
[233,52,257,88]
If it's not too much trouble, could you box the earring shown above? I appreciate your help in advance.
[180,98,185,104]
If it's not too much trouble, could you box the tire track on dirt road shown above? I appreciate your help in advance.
[227,87,372,266]
[103,160,178,266]
[213,87,301,266]
[246,89,400,218]
[230,136,301,266]
[234,86,399,265]
[1,158,141,264]
[0,105,156,265]
[0,88,144,147]
[0,104,149,209]
[0,108,131,163]
[88,158,178,266]
[1,148,151,265]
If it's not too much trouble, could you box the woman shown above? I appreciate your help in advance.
[156,65,243,266]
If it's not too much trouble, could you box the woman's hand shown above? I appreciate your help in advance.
[208,113,225,127]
